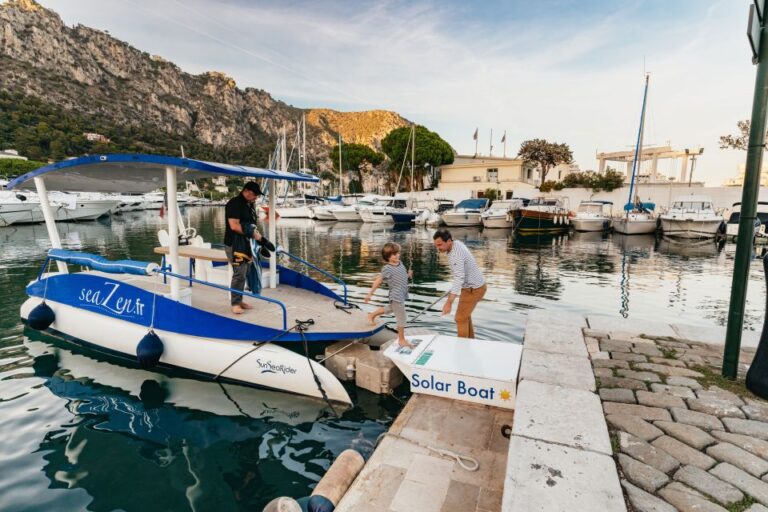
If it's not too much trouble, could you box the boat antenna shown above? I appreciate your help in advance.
[338,132,343,195]
[625,73,650,216]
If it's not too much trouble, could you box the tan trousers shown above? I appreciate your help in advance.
[456,284,487,339]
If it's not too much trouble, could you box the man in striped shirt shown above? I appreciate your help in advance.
[433,229,487,338]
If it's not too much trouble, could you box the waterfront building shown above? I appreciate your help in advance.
[723,162,768,187]
[436,155,539,199]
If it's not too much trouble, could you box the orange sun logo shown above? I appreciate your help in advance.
[500,389,511,401]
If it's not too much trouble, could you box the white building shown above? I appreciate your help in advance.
[437,155,539,199]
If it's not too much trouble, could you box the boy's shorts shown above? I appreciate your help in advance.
[384,302,407,328]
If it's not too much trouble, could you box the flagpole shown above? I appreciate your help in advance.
[489,128,493,157]
[503,130,507,158]
[474,127,478,157]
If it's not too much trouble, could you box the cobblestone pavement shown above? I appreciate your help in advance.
[586,327,768,512]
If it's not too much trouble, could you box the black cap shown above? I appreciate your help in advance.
[243,182,262,196]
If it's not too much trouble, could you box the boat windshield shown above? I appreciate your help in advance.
[672,201,712,211]
[530,198,560,207]
[578,204,604,214]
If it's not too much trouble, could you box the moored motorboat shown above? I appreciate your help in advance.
[725,201,768,243]
[660,195,724,240]
[480,199,525,229]
[515,197,570,235]
[571,200,613,232]
[441,198,489,227]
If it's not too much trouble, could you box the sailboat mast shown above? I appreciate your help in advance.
[626,74,650,214]
[302,113,307,171]
[411,125,415,195]
[338,132,343,196]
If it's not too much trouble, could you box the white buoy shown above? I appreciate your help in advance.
[262,497,302,512]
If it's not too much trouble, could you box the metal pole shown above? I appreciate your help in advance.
[723,20,768,378]
[338,132,343,195]
[166,166,181,300]
[33,177,68,274]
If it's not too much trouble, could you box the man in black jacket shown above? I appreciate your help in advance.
[224,182,264,314]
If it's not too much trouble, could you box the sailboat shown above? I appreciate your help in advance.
[613,74,658,235]
[389,125,421,224]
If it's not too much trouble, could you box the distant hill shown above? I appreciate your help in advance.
[0,0,412,170]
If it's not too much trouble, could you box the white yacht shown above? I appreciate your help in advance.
[441,198,489,227]
[660,195,724,239]
[480,199,525,229]
[725,202,768,243]
[571,201,613,232]
[331,195,380,222]
[140,191,165,210]
[0,191,118,225]
[359,198,408,223]
[49,192,120,221]
[275,196,316,218]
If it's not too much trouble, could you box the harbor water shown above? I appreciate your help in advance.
[0,207,765,511]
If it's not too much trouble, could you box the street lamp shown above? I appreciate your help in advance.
[684,148,704,187]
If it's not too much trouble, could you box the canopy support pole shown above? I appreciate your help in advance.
[33,176,67,274]
[166,166,181,300]
[269,178,277,288]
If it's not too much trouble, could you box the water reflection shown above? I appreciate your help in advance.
[1,208,767,511]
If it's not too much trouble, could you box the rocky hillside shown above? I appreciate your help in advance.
[0,0,411,169]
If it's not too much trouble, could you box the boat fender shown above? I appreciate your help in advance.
[28,301,55,330]
[565,216,569,225]
[262,497,302,512]
[308,449,365,512]
[554,216,560,225]
[136,330,164,369]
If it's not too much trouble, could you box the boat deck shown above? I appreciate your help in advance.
[83,271,375,334]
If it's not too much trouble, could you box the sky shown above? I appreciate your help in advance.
[34,0,757,185]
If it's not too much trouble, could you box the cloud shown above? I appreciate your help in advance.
[38,0,753,184]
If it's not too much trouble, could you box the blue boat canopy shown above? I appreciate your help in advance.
[456,198,489,209]
[623,201,656,212]
[5,154,319,193]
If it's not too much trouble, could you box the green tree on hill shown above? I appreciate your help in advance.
[329,143,384,172]
[517,138,572,187]
[381,126,454,191]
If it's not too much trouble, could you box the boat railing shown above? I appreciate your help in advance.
[155,268,289,330]
[278,249,348,304]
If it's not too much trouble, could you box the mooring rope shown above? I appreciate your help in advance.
[296,318,339,418]
[376,431,479,472]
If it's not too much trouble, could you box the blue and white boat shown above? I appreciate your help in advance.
[7,154,387,405]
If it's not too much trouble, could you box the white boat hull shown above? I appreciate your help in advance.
[571,217,611,232]
[332,209,361,222]
[0,203,41,226]
[275,205,312,218]
[55,200,119,221]
[312,207,338,221]
[442,212,482,227]
[660,218,723,239]
[359,209,393,223]
[21,297,352,404]
[613,218,657,235]
[24,338,335,424]
[481,215,514,229]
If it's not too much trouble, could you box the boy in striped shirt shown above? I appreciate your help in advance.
[365,242,413,348]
